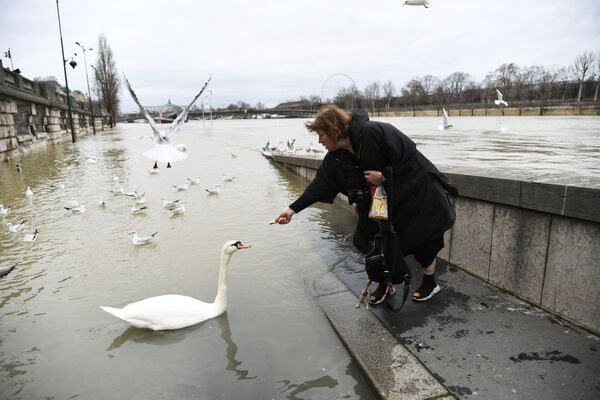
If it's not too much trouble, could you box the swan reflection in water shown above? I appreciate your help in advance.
[107,312,255,380]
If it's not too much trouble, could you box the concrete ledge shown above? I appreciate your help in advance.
[311,270,451,400]
[269,153,600,334]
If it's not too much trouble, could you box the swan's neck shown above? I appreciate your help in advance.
[214,251,232,307]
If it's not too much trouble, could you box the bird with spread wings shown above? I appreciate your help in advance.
[123,74,211,168]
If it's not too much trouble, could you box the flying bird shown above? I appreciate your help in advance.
[403,0,430,8]
[495,89,508,107]
[438,108,453,130]
[123,74,211,168]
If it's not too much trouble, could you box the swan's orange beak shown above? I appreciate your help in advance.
[237,243,251,249]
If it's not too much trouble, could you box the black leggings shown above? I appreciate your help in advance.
[407,236,445,268]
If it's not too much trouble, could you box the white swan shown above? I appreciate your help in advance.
[123,74,210,168]
[100,240,251,330]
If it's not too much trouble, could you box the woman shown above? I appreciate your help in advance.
[274,104,457,304]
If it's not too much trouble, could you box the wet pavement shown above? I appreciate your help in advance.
[331,252,600,400]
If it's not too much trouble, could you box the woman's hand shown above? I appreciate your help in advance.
[272,207,295,224]
[364,170,386,186]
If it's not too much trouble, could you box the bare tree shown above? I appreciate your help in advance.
[573,51,595,102]
[335,85,361,110]
[93,34,120,127]
[382,80,396,110]
[595,50,600,101]
[363,82,381,114]
[442,72,470,101]
[492,63,520,99]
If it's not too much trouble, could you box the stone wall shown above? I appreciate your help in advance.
[0,60,109,161]
[270,154,600,334]
[374,104,600,118]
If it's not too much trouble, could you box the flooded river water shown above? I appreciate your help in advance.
[0,115,598,399]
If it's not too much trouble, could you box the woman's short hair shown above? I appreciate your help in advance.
[305,104,351,142]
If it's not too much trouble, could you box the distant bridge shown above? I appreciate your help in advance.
[117,108,316,123]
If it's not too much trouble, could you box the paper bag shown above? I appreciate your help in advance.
[369,185,388,220]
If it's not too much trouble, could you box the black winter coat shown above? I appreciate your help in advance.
[290,110,457,254]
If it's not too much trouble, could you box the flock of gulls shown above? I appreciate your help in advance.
[1,76,255,330]
[260,138,325,159]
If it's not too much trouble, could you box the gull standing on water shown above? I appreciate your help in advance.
[6,220,26,233]
[124,74,211,168]
[23,229,39,242]
[495,89,508,106]
[64,203,86,214]
[173,183,189,191]
[0,204,10,215]
[162,197,181,208]
[25,187,33,197]
[129,230,157,245]
[205,186,220,195]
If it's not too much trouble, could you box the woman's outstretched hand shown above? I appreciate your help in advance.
[364,170,386,186]
[271,207,295,225]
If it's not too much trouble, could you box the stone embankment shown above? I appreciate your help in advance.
[271,153,600,335]
[0,60,110,161]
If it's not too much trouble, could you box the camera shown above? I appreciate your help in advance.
[347,186,371,206]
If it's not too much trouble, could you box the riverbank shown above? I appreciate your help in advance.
[372,103,600,118]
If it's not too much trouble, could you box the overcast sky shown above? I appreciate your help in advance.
[1,0,599,112]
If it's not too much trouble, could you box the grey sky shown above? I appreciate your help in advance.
[1,0,599,112]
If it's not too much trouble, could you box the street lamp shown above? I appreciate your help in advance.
[55,0,76,143]
[75,41,96,134]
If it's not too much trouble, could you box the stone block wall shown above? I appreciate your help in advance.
[270,154,600,334]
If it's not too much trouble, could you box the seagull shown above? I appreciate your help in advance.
[129,230,157,245]
[169,203,186,214]
[231,153,238,159]
[438,108,453,130]
[64,204,85,214]
[23,229,39,242]
[162,197,181,208]
[148,169,160,175]
[173,183,189,191]
[124,74,211,168]
[51,183,65,190]
[25,187,33,197]
[222,175,235,182]
[133,192,146,204]
[121,190,137,198]
[16,164,22,173]
[98,197,107,207]
[131,205,148,215]
[6,219,26,233]
[0,264,16,278]
[205,186,220,195]
[286,139,296,152]
[495,89,508,107]
[403,0,430,8]
[174,144,187,152]
[186,177,200,185]
[113,175,119,182]
[0,204,10,215]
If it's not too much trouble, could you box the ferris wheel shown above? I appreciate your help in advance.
[320,73,357,104]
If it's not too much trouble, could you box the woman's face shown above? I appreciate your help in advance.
[317,130,337,152]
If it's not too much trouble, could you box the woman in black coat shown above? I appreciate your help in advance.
[274,104,457,305]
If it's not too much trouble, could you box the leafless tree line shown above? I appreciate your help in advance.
[290,50,600,112]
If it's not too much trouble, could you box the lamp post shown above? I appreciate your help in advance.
[55,0,76,143]
[75,41,95,135]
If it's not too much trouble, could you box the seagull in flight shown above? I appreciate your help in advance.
[403,0,430,8]
[123,74,211,168]
[495,89,508,107]
[438,108,453,130]
[129,230,157,245]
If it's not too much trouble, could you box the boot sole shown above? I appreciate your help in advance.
[412,285,440,302]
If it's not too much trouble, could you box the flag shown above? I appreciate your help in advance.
[4,49,11,59]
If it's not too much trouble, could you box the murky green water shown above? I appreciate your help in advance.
[0,120,374,400]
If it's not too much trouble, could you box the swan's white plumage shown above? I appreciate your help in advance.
[100,240,249,330]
